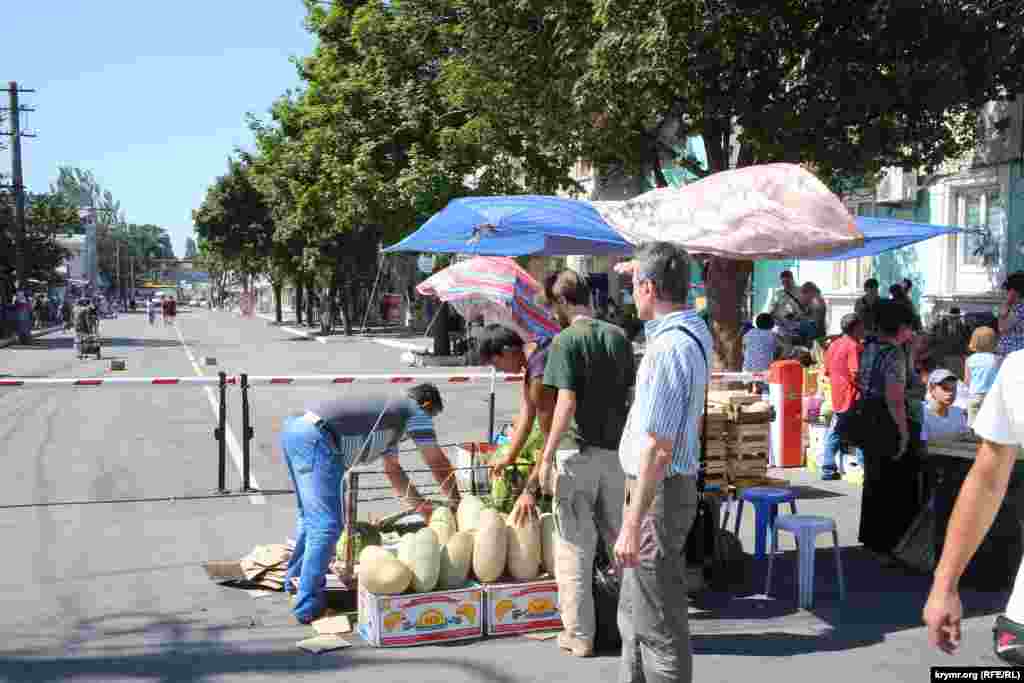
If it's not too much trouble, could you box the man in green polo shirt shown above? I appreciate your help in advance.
[516,268,635,658]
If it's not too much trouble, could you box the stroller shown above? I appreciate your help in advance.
[74,302,102,360]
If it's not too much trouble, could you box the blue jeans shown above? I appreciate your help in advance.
[823,410,861,476]
[281,417,346,623]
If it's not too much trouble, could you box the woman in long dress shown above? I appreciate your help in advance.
[857,299,922,564]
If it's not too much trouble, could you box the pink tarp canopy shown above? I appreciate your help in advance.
[592,163,864,260]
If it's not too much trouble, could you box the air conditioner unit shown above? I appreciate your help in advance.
[876,167,918,204]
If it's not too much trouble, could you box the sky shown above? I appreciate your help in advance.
[1,1,317,258]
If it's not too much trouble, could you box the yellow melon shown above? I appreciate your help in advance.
[473,508,508,583]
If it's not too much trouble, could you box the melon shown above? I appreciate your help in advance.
[507,518,542,581]
[473,508,508,583]
[336,521,382,563]
[360,555,413,594]
[405,527,442,593]
[438,530,474,589]
[540,513,557,575]
[457,495,486,532]
[429,506,457,545]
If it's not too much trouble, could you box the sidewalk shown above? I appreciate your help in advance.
[248,310,433,351]
[0,324,65,350]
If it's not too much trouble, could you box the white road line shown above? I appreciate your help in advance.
[255,313,327,344]
[173,323,266,505]
[370,338,433,352]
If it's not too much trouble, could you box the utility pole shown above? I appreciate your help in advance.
[2,81,36,343]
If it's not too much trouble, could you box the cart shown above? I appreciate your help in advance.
[77,332,102,360]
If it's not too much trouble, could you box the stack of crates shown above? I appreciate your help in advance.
[706,391,774,484]
[703,403,732,487]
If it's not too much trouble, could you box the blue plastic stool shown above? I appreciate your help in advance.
[765,514,846,609]
[732,487,798,559]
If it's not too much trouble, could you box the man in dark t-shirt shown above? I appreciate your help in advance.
[528,269,635,658]
[280,383,458,624]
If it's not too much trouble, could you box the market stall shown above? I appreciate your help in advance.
[896,435,1024,587]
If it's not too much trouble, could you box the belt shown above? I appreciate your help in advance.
[301,412,341,452]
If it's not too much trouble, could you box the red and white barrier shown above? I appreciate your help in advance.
[0,376,230,388]
[242,373,523,387]
[0,370,761,389]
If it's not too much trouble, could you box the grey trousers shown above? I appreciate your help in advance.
[554,446,625,644]
[618,475,699,683]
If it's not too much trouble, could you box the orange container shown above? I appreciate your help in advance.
[767,360,804,468]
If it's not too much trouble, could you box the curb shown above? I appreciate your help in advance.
[0,325,65,350]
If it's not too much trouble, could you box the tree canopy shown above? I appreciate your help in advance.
[194,0,1024,362]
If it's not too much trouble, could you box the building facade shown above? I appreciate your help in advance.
[753,97,1024,334]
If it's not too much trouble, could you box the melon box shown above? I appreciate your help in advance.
[357,582,484,647]
[483,577,562,636]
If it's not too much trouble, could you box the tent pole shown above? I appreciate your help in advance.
[361,252,386,335]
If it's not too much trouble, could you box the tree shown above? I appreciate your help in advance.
[50,166,175,294]
[184,237,197,258]
[0,191,75,300]
[440,0,1024,367]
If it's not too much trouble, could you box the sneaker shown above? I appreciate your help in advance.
[994,615,1024,665]
[557,632,594,658]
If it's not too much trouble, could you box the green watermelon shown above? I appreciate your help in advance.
[336,521,383,563]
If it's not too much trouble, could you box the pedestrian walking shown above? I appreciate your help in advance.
[855,300,922,565]
[279,384,459,624]
[924,349,1024,664]
[525,268,635,658]
[612,242,712,683]
[820,313,865,480]
[147,298,157,326]
[166,297,177,326]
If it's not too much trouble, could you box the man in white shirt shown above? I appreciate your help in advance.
[613,242,713,683]
[924,351,1024,663]
[921,369,970,442]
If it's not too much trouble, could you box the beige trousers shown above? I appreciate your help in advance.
[553,446,625,644]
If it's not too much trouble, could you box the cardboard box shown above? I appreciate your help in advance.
[483,578,562,636]
[357,583,484,647]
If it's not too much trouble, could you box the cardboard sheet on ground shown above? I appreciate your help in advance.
[297,635,352,654]
[313,614,352,635]
[523,631,562,641]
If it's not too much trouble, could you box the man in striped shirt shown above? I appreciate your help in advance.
[280,383,459,624]
[614,242,713,683]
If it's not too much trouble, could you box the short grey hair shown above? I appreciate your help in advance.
[633,241,691,305]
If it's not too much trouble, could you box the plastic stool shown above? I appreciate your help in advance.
[732,487,798,559]
[765,514,846,609]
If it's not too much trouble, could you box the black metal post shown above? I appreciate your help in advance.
[215,371,228,493]
[488,391,496,444]
[470,443,478,497]
[241,373,254,492]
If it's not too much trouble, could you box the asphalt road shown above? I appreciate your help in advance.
[0,308,1016,682]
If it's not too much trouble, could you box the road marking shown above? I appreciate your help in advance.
[173,323,266,505]
[370,338,432,353]
[255,313,327,344]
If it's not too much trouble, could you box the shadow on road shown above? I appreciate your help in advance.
[0,609,520,683]
[10,337,187,350]
[688,545,1007,657]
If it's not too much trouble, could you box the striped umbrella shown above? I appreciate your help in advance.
[416,256,560,341]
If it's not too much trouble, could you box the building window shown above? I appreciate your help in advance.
[956,188,1003,268]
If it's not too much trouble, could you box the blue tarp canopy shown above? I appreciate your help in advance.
[382,195,634,257]
[806,216,964,261]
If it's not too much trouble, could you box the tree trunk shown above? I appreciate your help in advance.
[433,301,451,356]
[273,282,283,324]
[339,278,353,336]
[706,259,752,370]
[295,280,304,325]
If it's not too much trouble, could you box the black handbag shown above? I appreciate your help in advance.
[593,536,622,653]
[837,344,897,449]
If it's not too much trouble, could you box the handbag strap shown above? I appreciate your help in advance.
[662,325,710,494]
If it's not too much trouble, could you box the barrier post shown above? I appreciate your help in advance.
[241,373,254,492]
[488,366,496,444]
[215,371,229,494]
